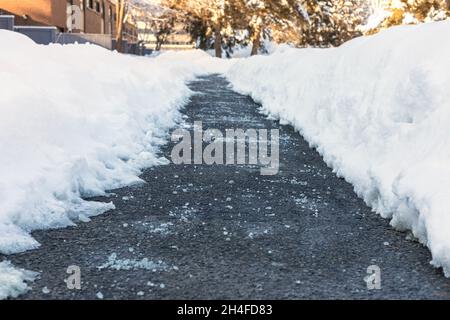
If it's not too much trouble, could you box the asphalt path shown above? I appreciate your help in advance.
[6,75,450,299]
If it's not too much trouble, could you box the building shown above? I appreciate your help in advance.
[0,0,139,49]
[0,0,116,33]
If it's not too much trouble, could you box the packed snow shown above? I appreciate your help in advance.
[227,21,450,275]
[0,260,37,299]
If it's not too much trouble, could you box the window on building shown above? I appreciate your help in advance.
[88,0,94,9]
[95,1,101,13]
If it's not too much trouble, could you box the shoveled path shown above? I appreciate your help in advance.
[6,75,450,299]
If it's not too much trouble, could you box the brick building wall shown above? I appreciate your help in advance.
[0,0,117,35]
[0,0,53,27]
[84,0,115,35]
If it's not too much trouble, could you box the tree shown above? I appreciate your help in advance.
[163,0,372,55]
[188,18,211,50]
[230,0,366,53]
[115,0,129,53]
[297,0,369,47]
[152,16,176,51]
[363,0,450,34]
[164,0,228,57]
[129,0,178,51]
[232,0,309,55]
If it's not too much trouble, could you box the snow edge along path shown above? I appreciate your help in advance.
[227,21,450,276]
[0,30,232,256]
[0,261,38,300]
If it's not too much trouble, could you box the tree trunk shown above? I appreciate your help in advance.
[214,24,222,58]
[155,38,162,51]
[251,27,262,56]
[115,0,126,53]
[198,36,207,50]
[198,24,209,50]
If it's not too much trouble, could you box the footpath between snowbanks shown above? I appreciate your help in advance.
[227,21,450,276]
[2,20,450,298]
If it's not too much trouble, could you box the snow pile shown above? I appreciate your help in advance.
[0,261,38,299]
[0,30,229,257]
[227,21,450,275]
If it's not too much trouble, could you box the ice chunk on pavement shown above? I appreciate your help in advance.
[0,261,38,300]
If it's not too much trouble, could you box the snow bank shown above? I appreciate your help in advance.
[227,21,450,275]
[0,30,229,257]
[0,260,37,299]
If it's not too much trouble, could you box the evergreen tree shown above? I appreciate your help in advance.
[296,0,369,47]
[364,0,449,34]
